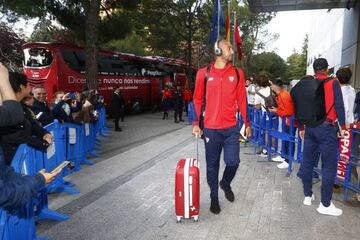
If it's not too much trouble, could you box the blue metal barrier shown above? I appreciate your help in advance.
[97,107,110,137]
[343,128,360,200]
[187,101,196,124]
[247,106,360,199]
[7,144,44,240]
[266,114,299,176]
[43,121,79,196]
[1,107,108,239]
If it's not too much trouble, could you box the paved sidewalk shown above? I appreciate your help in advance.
[38,121,360,240]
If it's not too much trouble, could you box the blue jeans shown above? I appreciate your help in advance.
[299,123,339,207]
[203,125,240,199]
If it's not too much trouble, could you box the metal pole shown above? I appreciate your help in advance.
[228,0,230,41]
[217,0,220,40]
[233,11,236,65]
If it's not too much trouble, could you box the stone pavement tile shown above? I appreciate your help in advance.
[40,129,360,240]
[46,126,192,211]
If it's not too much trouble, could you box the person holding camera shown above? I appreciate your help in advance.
[268,79,297,169]
[52,91,82,124]
[0,72,53,165]
[192,39,251,214]
[0,63,60,211]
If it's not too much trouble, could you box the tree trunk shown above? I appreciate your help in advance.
[84,0,100,90]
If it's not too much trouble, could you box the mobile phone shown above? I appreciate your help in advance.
[50,161,70,174]
[68,92,76,100]
[335,120,344,138]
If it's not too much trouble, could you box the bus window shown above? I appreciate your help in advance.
[60,49,86,72]
[98,55,141,75]
[24,48,53,67]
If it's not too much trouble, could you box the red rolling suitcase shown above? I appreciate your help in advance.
[175,137,200,222]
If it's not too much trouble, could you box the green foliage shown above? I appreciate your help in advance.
[285,35,308,81]
[248,51,287,80]
[101,32,146,56]
[0,0,140,44]
[0,21,24,70]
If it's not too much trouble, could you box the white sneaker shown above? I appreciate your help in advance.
[272,155,285,162]
[277,161,289,169]
[260,150,268,158]
[303,194,315,206]
[316,202,343,216]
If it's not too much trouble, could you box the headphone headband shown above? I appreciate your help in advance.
[214,39,222,56]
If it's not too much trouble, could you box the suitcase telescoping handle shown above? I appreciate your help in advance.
[196,134,199,161]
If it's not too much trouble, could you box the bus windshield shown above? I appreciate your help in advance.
[24,48,53,67]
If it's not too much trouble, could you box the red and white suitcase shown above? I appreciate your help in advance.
[175,157,200,222]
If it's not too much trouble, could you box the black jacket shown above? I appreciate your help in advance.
[32,99,55,126]
[0,103,50,165]
[0,100,45,211]
[52,100,82,124]
[174,90,184,107]
[110,92,125,118]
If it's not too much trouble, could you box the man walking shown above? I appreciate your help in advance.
[110,87,125,132]
[298,58,345,216]
[174,85,184,123]
[192,39,251,214]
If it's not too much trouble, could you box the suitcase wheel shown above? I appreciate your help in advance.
[193,216,199,222]
[176,216,182,223]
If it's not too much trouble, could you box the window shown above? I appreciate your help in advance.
[60,49,86,73]
[24,48,53,67]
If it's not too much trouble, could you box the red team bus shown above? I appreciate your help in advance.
[22,42,194,112]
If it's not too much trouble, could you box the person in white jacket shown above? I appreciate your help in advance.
[336,67,359,202]
[336,67,355,126]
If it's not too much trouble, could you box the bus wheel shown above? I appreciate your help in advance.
[132,99,142,113]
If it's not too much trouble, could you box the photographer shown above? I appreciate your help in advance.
[0,72,53,165]
[0,63,60,211]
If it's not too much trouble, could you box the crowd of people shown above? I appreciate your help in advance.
[192,39,360,217]
[0,63,107,211]
[1,38,360,222]
[161,85,193,123]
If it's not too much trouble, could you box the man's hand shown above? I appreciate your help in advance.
[245,126,252,138]
[268,107,277,113]
[192,125,202,138]
[337,130,345,139]
[299,130,305,140]
[43,133,53,144]
[62,93,70,101]
[39,168,61,184]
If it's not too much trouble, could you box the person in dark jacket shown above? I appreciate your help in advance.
[51,91,82,124]
[354,91,360,122]
[31,86,55,126]
[110,87,125,131]
[0,63,60,211]
[0,72,53,165]
[173,86,184,123]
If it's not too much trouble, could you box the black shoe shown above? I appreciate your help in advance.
[179,119,185,122]
[175,120,179,123]
[220,180,235,202]
[210,197,221,214]
[115,128,122,132]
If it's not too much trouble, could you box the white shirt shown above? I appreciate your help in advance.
[341,85,356,125]
[246,84,256,105]
[254,86,271,112]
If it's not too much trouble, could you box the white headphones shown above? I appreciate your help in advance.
[214,39,222,56]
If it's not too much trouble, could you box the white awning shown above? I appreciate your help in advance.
[249,0,357,12]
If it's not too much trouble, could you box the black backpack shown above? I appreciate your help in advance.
[290,77,334,127]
